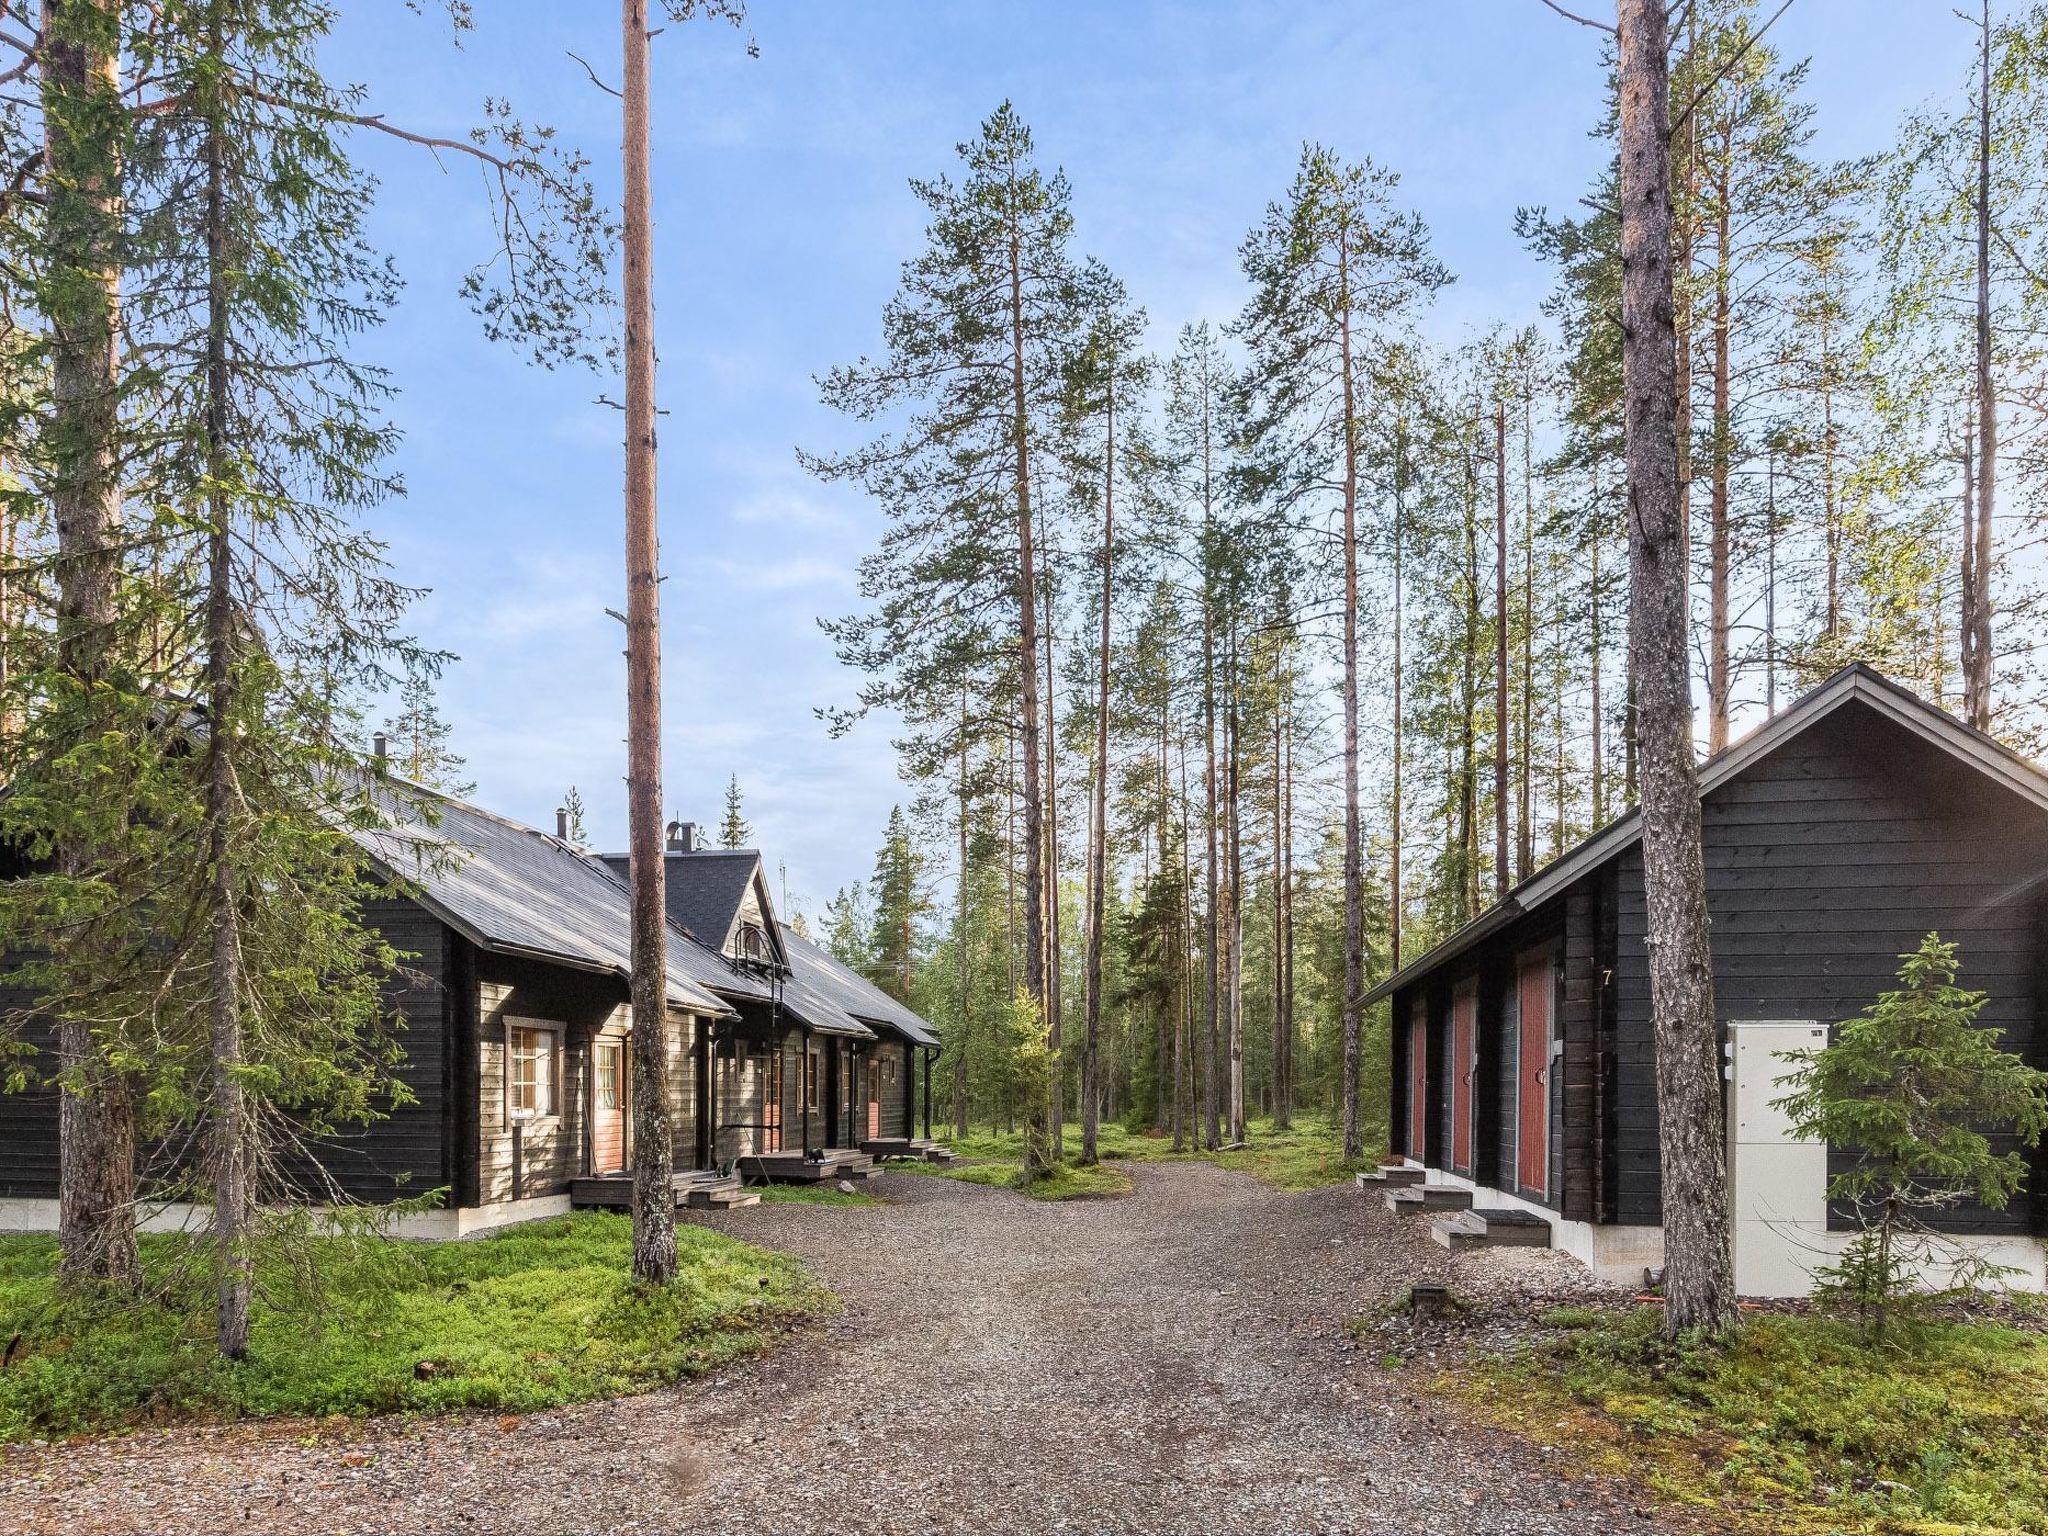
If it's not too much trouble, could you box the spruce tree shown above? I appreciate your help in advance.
[719,773,751,847]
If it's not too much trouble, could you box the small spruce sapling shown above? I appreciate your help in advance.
[1775,933,2048,1336]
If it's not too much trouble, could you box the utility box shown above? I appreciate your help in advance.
[1726,1019,1829,1298]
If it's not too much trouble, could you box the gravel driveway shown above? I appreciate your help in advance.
[2,1161,1719,1535]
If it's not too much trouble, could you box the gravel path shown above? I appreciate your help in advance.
[2,1161,1724,1535]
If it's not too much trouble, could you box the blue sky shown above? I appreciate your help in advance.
[326,1,1977,922]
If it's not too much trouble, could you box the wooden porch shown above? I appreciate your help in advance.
[569,1170,760,1210]
[859,1136,959,1166]
[734,1147,880,1183]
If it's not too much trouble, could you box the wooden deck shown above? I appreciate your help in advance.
[569,1170,759,1210]
[735,1148,880,1183]
[860,1136,960,1165]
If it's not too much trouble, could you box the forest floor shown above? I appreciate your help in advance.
[0,1160,1721,1536]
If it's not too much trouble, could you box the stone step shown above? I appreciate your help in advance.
[1385,1184,1474,1214]
[1431,1206,1554,1250]
[1355,1167,1425,1190]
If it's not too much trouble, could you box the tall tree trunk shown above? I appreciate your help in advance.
[1590,463,1606,825]
[1707,165,1733,753]
[1965,0,1996,732]
[1042,573,1063,1152]
[1391,408,1406,971]
[1081,374,1114,1166]
[1005,160,1051,1179]
[201,27,251,1358]
[1494,398,1509,900]
[621,0,677,1285]
[47,0,139,1294]
[1225,622,1244,1144]
[1518,393,1534,880]
[1270,666,1288,1132]
[1618,0,1737,1339]
[1337,237,1365,1162]
[954,689,972,1138]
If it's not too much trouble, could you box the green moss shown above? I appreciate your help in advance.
[0,1213,830,1444]
[1456,1305,2048,1534]
[940,1158,1133,1200]
[935,1112,1373,1192]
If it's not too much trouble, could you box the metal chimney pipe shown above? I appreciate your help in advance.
[555,807,569,839]
[372,731,388,763]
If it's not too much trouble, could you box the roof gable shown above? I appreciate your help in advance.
[1365,665,2048,1005]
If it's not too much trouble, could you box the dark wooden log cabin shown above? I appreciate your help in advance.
[1371,666,2048,1294]
[0,786,956,1229]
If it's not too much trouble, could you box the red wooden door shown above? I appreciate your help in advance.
[592,1040,625,1174]
[1516,955,1552,1193]
[866,1060,881,1139]
[1450,985,1476,1172]
[1406,1002,1427,1160]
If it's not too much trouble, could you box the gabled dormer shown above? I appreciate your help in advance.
[601,820,790,973]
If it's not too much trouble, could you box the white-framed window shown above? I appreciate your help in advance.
[507,1022,561,1118]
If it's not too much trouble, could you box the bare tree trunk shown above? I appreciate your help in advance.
[1707,168,1733,753]
[1391,406,1406,971]
[1590,462,1606,824]
[621,0,677,1285]
[47,0,139,1294]
[1081,373,1115,1166]
[201,33,251,1356]
[1042,574,1063,1153]
[1220,622,1236,1146]
[1618,0,1736,1339]
[1270,669,1288,1132]
[954,689,972,1138]
[1004,161,1052,1179]
[1965,0,1996,732]
[1338,239,1365,1162]
[1518,393,1534,881]
[1494,399,1510,901]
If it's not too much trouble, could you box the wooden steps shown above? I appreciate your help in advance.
[1355,1166,1425,1191]
[1431,1206,1553,1250]
[736,1148,880,1184]
[862,1136,960,1166]
[1384,1183,1474,1214]
[569,1170,760,1211]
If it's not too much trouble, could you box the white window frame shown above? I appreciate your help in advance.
[505,1018,563,1121]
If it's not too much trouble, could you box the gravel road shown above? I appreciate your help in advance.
[2,1161,1722,1535]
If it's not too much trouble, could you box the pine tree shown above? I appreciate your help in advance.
[561,785,589,847]
[867,806,924,1001]
[1239,143,1448,1161]
[719,773,751,848]
[1777,934,2048,1335]
[384,669,475,797]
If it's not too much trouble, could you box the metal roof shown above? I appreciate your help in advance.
[779,922,942,1047]
[358,783,736,1017]
[1363,664,2048,1008]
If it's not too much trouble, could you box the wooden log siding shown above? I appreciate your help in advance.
[873,1040,911,1140]
[1609,700,2048,1233]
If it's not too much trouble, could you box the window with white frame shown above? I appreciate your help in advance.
[507,1023,560,1118]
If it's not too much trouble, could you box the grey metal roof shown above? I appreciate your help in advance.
[779,922,941,1047]
[1362,664,2048,1008]
[775,970,877,1040]
[358,783,735,1017]
[598,848,788,962]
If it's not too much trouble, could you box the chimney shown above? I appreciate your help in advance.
[372,731,388,764]
[667,820,697,853]
[555,807,569,839]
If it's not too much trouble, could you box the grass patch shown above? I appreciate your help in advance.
[939,1159,1134,1201]
[755,1185,883,1207]
[0,1212,830,1444]
[937,1112,1373,1192]
[1457,1304,2048,1534]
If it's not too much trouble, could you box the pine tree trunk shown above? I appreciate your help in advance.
[1518,396,1534,881]
[1494,399,1510,901]
[1337,242,1365,1163]
[1043,577,1063,1154]
[1081,375,1114,1166]
[954,690,972,1138]
[1966,0,1996,732]
[1225,626,1244,1144]
[1591,462,1606,825]
[1005,161,1051,1179]
[46,0,139,1295]
[1707,172,1733,753]
[1391,408,1406,971]
[1618,0,1737,1339]
[621,0,677,1285]
[201,31,251,1357]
